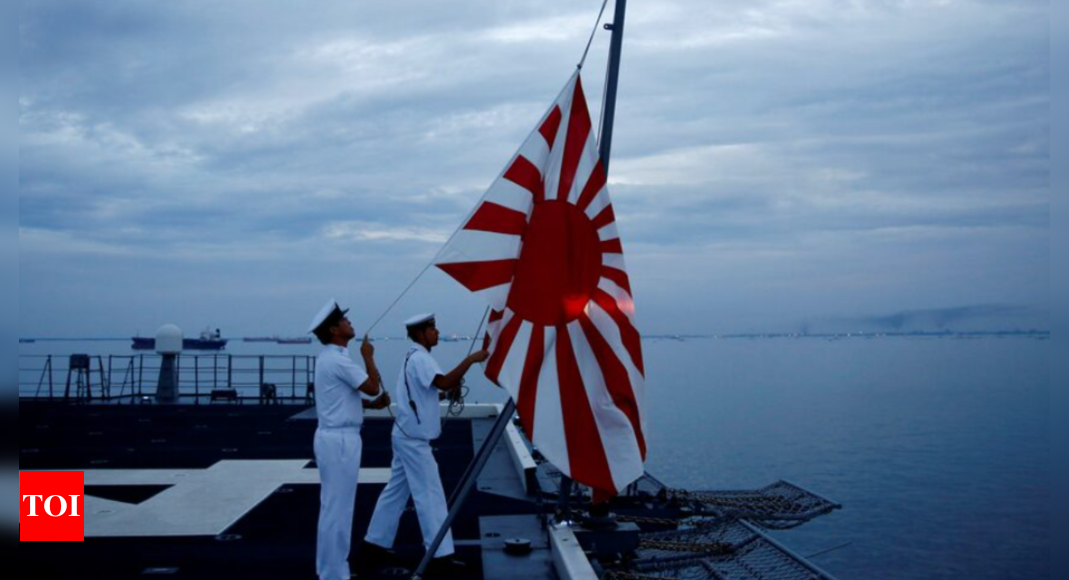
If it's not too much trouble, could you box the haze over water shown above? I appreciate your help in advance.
[18,336,1049,580]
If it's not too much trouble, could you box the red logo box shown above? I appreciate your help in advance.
[20,471,85,542]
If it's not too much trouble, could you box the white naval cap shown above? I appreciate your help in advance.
[308,299,350,334]
[404,312,436,328]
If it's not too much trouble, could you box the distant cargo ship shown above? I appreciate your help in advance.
[132,328,227,351]
[276,337,312,345]
[19,338,36,344]
[243,336,279,343]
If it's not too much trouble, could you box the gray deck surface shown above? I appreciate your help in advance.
[20,401,551,580]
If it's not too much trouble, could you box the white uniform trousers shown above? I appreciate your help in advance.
[364,432,455,558]
[314,427,363,580]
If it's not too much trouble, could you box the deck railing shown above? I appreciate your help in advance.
[18,354,316,403]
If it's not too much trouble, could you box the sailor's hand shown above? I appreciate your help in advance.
[469,350,490,364]
[360,335,375,358]
[364,392,391,410]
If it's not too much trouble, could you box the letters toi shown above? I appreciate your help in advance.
[20,471,85,542]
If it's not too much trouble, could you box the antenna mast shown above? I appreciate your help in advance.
[598,0,628,175]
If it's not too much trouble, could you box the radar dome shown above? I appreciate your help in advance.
[156,324,183,354]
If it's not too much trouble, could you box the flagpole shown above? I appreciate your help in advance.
[557,0,629,523]
[580,0,629,528]
[598,0,628,175]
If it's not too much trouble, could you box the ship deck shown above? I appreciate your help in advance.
[20,400,553,580]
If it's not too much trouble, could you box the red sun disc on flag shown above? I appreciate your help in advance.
[508,201,603,325]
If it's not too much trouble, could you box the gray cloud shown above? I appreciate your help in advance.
[18,0,1049,336]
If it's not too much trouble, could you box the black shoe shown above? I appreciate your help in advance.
[362,541,398,566]
[426,556,468,576]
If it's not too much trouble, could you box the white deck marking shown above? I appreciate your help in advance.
[23,461,391,537]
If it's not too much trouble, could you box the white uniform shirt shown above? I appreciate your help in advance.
[393,343,445,441]
[314,345,370,429]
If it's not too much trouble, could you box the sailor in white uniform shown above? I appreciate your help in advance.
[309,299,391,580]
[363,313,488,573]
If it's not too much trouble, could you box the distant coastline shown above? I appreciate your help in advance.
[19,329,1050,343]
[653,329,1051,340]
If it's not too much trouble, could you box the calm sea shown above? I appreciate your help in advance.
[17,336,1050,580]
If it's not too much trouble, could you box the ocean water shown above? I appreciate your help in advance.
[639,337,1049,580]
[17,336,1050,580]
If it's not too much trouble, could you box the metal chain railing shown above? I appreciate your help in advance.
[639,539,736,556]
[605,571,691,580]
[617,515,682,527]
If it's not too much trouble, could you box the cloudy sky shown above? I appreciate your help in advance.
[18,0,1049,338]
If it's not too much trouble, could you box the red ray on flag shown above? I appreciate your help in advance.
[436,71,646,496]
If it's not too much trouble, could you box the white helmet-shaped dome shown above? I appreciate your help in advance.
[156,324,184,355]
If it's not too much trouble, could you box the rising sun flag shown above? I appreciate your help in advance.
[436,71,646,496]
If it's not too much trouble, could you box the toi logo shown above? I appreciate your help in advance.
[20,471,85,542]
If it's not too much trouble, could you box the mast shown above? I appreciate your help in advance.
[558,0,630,522]
[598,0,628,175]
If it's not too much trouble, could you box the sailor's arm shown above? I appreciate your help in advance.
[432,350,489,392]
[358,336,391,409]
[357,335,384,397]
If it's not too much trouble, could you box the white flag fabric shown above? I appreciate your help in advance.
[436,71,646,495]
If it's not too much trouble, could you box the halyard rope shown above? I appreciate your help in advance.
[579,0,612,70]
[445,306,492,420]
